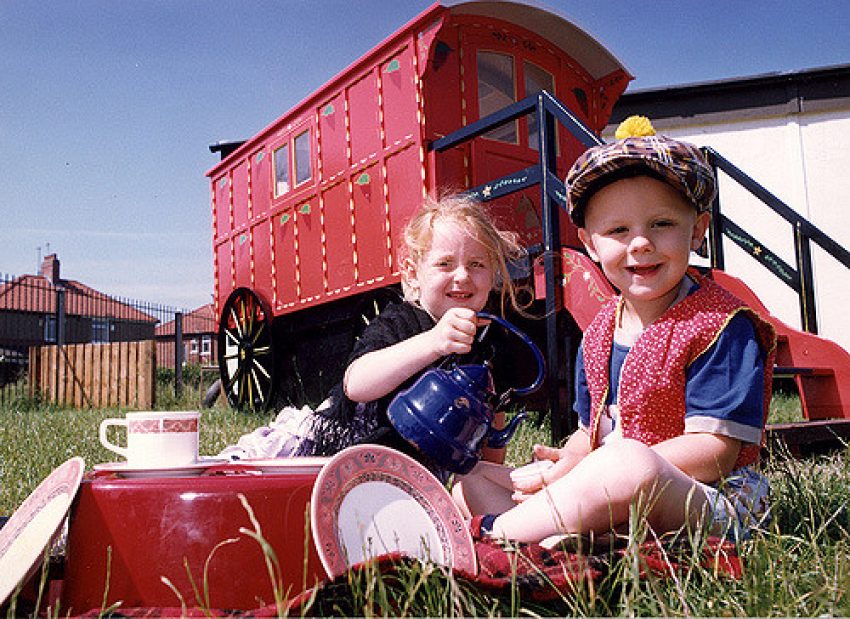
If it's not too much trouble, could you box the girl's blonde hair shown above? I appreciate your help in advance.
[400,192,526,315]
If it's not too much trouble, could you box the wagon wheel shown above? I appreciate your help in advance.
[218,288,275,410]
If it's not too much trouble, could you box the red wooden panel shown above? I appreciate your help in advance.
[381,47,418,148]
[251,148,271,219]
[385,144,423,272]
[353,164,390,284]
[214,175,231,238]
[233,230,251,290]
[251,220,273,304]
[216,241,234,306]
[421,25,462,142]
[348,71,381,165]
[232,161,250,230]
[295,198,324,301]
[318,93,348,180]
[322,181,355,292]
[272,209,297,307]
[472,145,536,240]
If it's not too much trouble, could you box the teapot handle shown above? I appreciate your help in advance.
[476,312,545,396]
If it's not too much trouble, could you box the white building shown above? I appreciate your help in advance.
[609,64,850,353]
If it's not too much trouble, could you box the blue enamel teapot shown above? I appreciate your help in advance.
[387,312,545,474]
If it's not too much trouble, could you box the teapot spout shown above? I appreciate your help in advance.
[487,411,528,449]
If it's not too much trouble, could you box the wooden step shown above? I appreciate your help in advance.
[773,365,835,377]
[765,419,850,458]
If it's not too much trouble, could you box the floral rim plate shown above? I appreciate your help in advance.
[92,458,227,478]
[310,444,476,578]
[0,456,85,606]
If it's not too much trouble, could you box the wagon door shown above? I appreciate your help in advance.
[457,21,595,249]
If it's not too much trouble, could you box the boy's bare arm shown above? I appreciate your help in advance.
[651,433,742,484]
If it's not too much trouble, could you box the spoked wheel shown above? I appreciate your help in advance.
[353,286,403,339]
[218,288,275,411]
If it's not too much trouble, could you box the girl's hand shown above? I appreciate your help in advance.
[428,307,479,356]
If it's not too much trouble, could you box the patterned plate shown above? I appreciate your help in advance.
[0,456,85,606]
[310,444,476,578]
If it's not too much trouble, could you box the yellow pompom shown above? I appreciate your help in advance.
[615,115,656,140]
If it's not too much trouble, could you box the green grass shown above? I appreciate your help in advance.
[766,387,805,424]
[2,389,849,616]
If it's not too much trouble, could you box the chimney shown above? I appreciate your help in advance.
[40,253,61,285]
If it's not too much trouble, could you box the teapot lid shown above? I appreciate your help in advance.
[451,363,494,396]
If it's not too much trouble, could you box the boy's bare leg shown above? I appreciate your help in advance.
[489,439,712,542]
[452,461,517,518]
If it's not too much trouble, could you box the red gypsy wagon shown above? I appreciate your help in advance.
[208,0,631,416]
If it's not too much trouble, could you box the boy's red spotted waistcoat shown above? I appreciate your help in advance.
[581,274,776,469]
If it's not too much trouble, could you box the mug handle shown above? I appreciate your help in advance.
[99,418,129,459]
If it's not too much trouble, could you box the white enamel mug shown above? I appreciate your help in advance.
[99,411,200,467]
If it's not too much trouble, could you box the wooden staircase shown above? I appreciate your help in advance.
[433,90,850,453]
[709,270,850,456]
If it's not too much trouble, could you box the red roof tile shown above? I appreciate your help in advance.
[0,275,158,323]
[155,303,216,337]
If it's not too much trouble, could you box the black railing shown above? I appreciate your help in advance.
[705,149,850,334]
[430,90,850,443]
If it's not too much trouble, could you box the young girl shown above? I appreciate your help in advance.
[219,192,526,477]
[453,117,777,543]
[307,191,524,468]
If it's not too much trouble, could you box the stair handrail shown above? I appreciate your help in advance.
[704,148,850,334]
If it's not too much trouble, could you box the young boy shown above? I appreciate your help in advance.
[453,117,776,543]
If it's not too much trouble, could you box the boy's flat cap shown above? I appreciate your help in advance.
[565,131,717,227]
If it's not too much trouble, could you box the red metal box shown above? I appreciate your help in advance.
[61,471,324,613]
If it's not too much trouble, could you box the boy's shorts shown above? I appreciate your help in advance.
[697,465,770,541]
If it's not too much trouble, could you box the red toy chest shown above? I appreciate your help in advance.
[61,471,324,613]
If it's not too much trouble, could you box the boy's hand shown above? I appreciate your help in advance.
[510,444,565,501]
[429,307,479,356]
[511,437,590,502]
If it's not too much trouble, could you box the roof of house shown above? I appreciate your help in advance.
[0,274,159,324]
[610,63,850,124]
[155,303,216,337]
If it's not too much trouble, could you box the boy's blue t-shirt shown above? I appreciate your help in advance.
[574,311,766,445]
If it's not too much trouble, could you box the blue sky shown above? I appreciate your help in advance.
[2,0,849,310]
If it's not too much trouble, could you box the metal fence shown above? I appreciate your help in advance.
[0,271,217,407]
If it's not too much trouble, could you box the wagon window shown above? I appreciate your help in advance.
[477,51,517,143]
[294,130,312,186]
[524,61,556,151]
[273,143,290,197]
